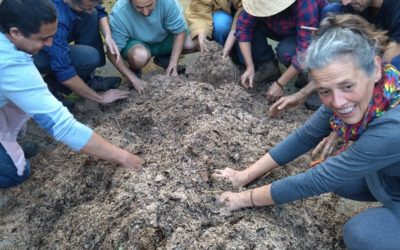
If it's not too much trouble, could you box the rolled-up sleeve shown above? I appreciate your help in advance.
[292,0,326,70]
[235,10,258,42]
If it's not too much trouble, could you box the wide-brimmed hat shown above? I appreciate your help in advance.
[242,0,296,17]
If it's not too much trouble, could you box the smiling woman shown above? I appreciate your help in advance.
[214,14,400,249]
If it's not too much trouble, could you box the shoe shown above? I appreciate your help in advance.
[87,75,121,91]
[52,91,76,112]
[153,55,170,69]
[21,141,39,159]
[294,73,309,88]
[305,92,323,111]
[133,68,142,79]
[153,55,186,74]
[253,59,281,84]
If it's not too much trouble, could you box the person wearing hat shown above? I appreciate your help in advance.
[236,0,327,102]
[185,0,243,58]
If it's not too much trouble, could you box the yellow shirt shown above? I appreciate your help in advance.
[185,0,243,39]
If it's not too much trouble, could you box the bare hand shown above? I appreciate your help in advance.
[266,81,284,103]
[269,92,307,117]
[310,132,338,166]
[222,49,230,58]
[120,152,143,170]
[100,89,129,104]
[213,168,248,187]
[166,64,178,77]
[217,192,245,211]
[130,78,148,94]
[240,67,255,89]
[105,35,121,65]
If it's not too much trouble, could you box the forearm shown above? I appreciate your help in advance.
[99,17,112,40]
[239,42,254,69]
[62,76,104,103]
[107,51,139,82]
[384,42,400,63]
[277,65,299,86]
[169,32,186,66]
[242,153,279,183]
[223,30,237,54]
[81,132,129,165]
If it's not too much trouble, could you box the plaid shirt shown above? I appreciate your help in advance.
[44,0,107,82]
[236,0,327,69]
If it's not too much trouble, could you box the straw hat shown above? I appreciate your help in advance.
[242,0,296,17]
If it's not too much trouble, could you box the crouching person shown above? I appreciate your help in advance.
[108,0,197,93]
[0,0,142,188]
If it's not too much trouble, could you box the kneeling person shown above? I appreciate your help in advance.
[109,0,196,93]
[0,0,142,188]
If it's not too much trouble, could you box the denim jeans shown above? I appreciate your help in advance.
[334,178,400,249]
[212,10,232,46]
[33,8,104,94]
[0,144,30,188]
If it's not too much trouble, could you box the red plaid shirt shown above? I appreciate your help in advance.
[236,0,327,69]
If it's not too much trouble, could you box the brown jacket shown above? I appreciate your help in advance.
[185,0,242,39]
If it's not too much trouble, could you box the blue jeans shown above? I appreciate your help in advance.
[249,24,296,67]
[212,10,232,46]
[0,144,31,188]
[33,8,104,94]
[334,178,400,249]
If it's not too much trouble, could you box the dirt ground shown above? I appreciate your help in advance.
[0,40,376,249]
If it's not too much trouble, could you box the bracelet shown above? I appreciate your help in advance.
[275,80,284,90]
[250,189,255,207]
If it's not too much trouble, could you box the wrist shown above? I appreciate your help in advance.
[275,79,285,90]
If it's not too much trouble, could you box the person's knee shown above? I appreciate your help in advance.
[127,46,151,69]
[212,11,232,44]
[71,45,100,75]
[0,162,30,188]
[343,216,379,250]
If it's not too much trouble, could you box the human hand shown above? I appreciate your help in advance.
[266,81,284,103]
[105,35,121,64]
[216,191,246,211]
[310,132,338,166]
[100,89,129,104]
[269,92,307,117]
[120,152,143,170]
[165,63,178,77]
[129,78,148,94]
[222,48,230,58]
[240,67,255,89]
[213,167,249,187]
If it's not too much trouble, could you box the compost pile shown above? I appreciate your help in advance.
[0,45,373,249]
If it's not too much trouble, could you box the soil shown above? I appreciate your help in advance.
[0,41,376,249]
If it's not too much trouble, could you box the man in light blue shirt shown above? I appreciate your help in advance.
[0,0,142,188]
[109,0,196,93]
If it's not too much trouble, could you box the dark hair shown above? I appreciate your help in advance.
[0,0,57,37]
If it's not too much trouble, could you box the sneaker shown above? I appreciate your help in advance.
[153,55,170,69]
[154,55,186,74]
[253,59,281,84]
[87,75,121,91]
[305,92,323,111]
[21,141,39,159]
[294,73,309,88]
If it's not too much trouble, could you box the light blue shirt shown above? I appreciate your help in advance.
[109,0,187,50]
[0,32,93,151]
